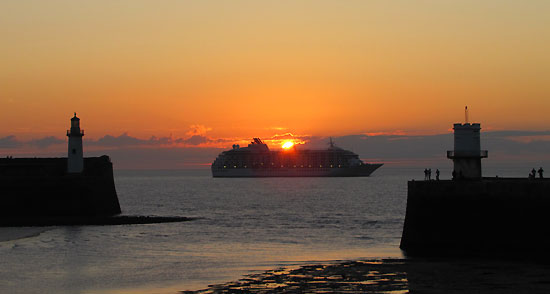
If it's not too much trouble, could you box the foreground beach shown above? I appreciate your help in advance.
[185,258,550,293]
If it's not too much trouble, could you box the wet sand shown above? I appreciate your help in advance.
[184,258,550,293]
[0,215,194,227]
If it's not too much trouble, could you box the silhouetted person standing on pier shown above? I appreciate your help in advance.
[531,168,537,179]
[424,169,428,180]
[538,167,544,179]
[436,169,440,181]
[428,168,432,180]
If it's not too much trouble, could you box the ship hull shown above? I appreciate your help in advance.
[212,164,383,178]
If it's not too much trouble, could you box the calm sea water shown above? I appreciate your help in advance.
[0,167,422,294]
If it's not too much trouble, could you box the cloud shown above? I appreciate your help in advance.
[270,132,303,140]
[88,133,148,147]
[483,130,550,137]
[85,147,224,169]
[179,135,210,145]
[312,133,452,160]
[505,135,550,143]
[3,129,550,171]
[266,132,311,146]
[86,133,175,147]
[0,135,64,150]
[83,130,550,170]
[84,131,233,148]
[269,126,288,131]
[28,136,65,148]
[75,130,549,170]
[364,130,408,136]
[147,135,172,145]
[0,135,22,148]
[295,130,550,171]
[186,124,212,136]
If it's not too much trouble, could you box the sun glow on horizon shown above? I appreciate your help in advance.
[282,141,294,149]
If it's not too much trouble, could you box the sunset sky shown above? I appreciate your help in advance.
[1,1,549,167]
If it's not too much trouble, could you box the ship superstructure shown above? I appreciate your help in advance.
[211,138,382,177]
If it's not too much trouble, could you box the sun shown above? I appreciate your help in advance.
[282,141,294,149]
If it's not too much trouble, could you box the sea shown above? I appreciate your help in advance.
[0,166,526,294]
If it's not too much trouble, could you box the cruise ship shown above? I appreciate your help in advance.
[211,138,382,177]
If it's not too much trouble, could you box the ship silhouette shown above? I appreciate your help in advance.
[212,138,382,177]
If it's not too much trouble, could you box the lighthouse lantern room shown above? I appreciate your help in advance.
[67,112,84,173]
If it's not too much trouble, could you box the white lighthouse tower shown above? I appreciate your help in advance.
[67,112,84,173]
[447,107,488,179]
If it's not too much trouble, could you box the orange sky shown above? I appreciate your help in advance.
[1,0,549,142]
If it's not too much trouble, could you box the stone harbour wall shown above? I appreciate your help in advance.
[401,178,550,256]
[0,156,121,218]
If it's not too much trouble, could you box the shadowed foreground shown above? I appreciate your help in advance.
[184,258,550,294]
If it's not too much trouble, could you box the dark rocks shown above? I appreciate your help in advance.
[183,258,550,294]
[185,260,408,294]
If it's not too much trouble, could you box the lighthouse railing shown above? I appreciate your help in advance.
[67,130,84,136]
[447,150,488,158]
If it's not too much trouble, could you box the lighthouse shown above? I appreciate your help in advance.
[446,108,488,179]
[67,112,84,173]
